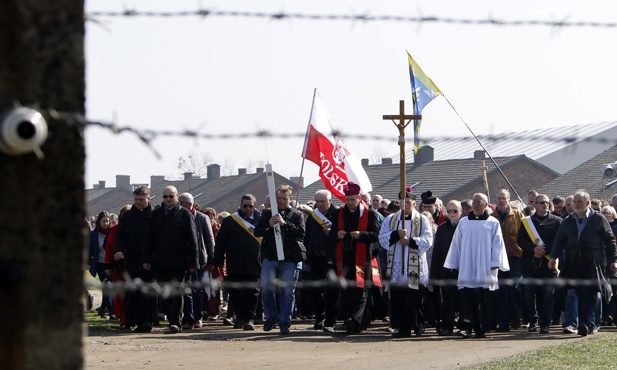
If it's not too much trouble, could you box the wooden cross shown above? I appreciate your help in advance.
[480,160,490,201]
[382,100,421,216]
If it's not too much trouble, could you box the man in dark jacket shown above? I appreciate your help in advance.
[215,194,262,331]
[179,192,215,329]
[255,184,305,335]
[143,186,199,334]
[431,200,462,336]
[114,185,154,332]
[304,189,339,332]
[518,194,561,334]
[549,191,617,336]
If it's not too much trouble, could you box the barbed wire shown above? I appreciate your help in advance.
[84,8,617,29]
[86,274,609,298]
[55,111,617,154]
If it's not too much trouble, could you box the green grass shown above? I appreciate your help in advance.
[85,310,120,333]
[465,332,617,369]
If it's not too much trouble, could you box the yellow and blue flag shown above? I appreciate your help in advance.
[407,51,442,153]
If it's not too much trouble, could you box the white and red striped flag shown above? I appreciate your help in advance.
[301,89,372,202]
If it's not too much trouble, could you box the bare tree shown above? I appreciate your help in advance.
[243,158,257,173]
[177,150,212,178]
[370,145,392,165]
[221,157,236,176]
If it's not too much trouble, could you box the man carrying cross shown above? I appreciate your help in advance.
[379,187,433,338]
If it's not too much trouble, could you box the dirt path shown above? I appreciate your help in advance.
[84,292,607,369]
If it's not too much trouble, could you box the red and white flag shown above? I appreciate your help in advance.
[301,89,372,202]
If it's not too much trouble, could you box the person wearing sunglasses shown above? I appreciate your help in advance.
[431,200,463,336]
[143,185,199,334]
[517,194,562,334]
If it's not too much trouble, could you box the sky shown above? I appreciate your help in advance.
[84,0,617,189]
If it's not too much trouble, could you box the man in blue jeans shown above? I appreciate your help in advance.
[255,184,306,335]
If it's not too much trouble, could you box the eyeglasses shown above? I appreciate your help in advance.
[162,195,175,199]
[242,204,255,208]
[536,201,549,205]
[446,209,459,214]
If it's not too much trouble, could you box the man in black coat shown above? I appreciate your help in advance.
[518,194,561,334]
[549,191,617,336]
[215,194,262,331]
[304,189,339,332]
[114,185,154,332]
[431,199,463,336]
[143,185,199,334]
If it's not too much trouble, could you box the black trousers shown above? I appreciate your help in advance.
[390,286,424,332]
[340,287,372,329]
[226,275,260,323]
[154,269,187,327]
[125,269,157,327]
[436,269,459,331]
[304,258,339,325]
[459,287,488,335]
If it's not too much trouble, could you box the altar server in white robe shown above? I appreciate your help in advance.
[444,192,509,338]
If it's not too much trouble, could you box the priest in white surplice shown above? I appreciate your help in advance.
[379,187,433,338]
[444,192,509,338]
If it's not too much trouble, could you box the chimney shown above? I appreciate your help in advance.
[93,183,99,189]
[183,172,193,181]
[361,158,369,167]
[290,176,304,188]
[207,163,221,180]
[150,175,165,187]
[238,168,247,175]
[474,150,486,159]
[98,180,106,189]
[256,167,264,173]
[414,145,434,166]
[116,175,131,191]
[381,158,393,165]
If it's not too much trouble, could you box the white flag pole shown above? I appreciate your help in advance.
[265,163,285,261]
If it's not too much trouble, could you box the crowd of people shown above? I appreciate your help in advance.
[86,183,617,339]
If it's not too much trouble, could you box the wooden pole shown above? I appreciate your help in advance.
[0,2,85,369]
[481,160,490,202]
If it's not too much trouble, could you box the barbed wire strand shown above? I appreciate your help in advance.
[56,111,617,148]
[83,8,617,29]
[87,274,609,298]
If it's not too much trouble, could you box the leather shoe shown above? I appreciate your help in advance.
[233,320,245,329]
[263,318,277,332]
[243,320,255,331]
[578,325,588,337]
[392,330,412,338]
[343,318,359,335]
[279,323,290,335]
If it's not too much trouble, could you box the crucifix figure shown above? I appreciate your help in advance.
[382,100,421,218]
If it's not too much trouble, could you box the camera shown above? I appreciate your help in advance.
[0,107,48,155]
